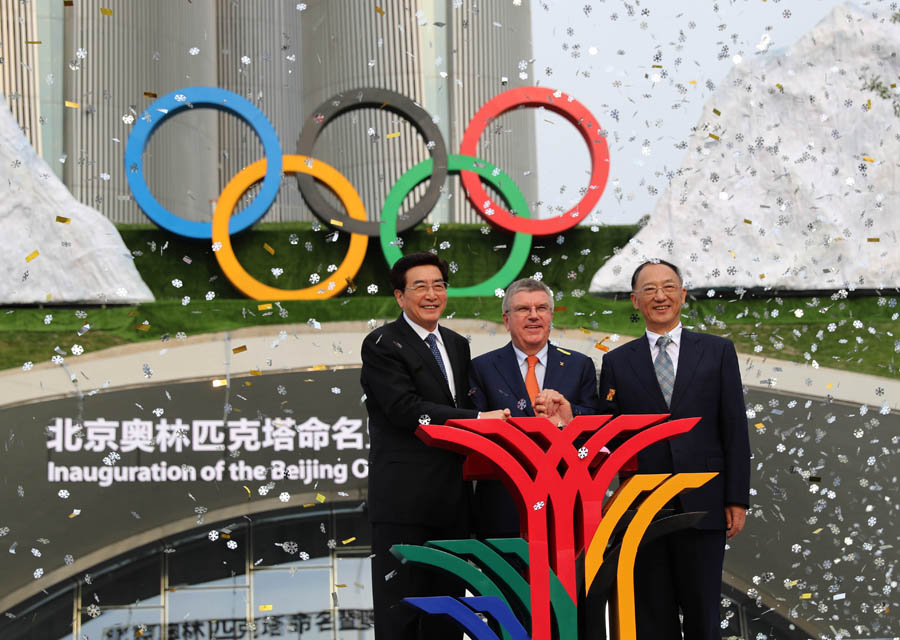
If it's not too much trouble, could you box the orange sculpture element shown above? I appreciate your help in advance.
[211,154,368,300]
[417,414,709,640]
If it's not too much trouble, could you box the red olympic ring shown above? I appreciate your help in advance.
[459,87,610,236]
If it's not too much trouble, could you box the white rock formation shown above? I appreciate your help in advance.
[590,3,900,293]
[0,95,154,304]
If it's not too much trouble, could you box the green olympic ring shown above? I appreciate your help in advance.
[379,154,532,298]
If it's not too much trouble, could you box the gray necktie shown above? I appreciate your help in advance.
[654,334,675,408]
[424,333,449,384]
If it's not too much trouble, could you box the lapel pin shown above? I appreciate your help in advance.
[606,389,616,402]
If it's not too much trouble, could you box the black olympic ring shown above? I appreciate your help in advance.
[295,87,449,237]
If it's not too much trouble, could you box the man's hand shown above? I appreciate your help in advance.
[534,389,573,427]
[724,505,747,539]
[480,408,511,421]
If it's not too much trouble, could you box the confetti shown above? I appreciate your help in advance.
[25,250,39,263]
[55,216,70,224]
[232,345,247,354]
[99,7,113,15]
[263,243,275,255]
[64,100,79,109]
[257,303,273,310]
[375,6,385,15]
[258,604,273,611]
[315,493,326,503]
[212,379,228,388]
[386,132,401,139]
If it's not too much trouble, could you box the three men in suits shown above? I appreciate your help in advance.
[360,252,509,640]
[469,278,600,537]
[597,259,751,640]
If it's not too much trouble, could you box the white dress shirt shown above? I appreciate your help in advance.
[645,323,682,378]
[512,342,549,391]
[403,312,456,399]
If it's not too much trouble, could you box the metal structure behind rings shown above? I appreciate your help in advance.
[295,88,448,237]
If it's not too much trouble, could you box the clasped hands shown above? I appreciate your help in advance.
[478,388,572,428]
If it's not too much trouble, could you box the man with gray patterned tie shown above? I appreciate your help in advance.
[597,259,751,640]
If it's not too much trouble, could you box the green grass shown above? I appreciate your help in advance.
[4,293,898,378]
[2,222,897,377]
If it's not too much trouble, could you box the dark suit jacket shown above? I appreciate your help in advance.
[597,330,750,530]
[469,341,600,535]
[361,314,479,527]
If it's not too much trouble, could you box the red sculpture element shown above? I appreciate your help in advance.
[416,414,701,640]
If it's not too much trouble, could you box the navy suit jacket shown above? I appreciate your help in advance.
[469,342,600,418]
[468,341,600,536]
[597,330,750,530]
[360,315,479,527]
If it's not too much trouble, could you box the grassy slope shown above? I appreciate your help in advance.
[3,223,898,378]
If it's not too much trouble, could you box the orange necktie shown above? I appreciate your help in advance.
[525,355,540,408]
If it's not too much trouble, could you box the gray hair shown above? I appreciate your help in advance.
[502,278,554,315]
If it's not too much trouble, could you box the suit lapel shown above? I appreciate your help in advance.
[394,315,454,403]
[669,330,703,411]
[543,344,564,391]
[625,334,669,411]
[491,343,532,415]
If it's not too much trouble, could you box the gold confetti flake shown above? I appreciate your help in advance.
[743,219,752,224]
[863,156,874,162]
[867,237,880,242]
[728,250,736,259]
[263,243,275,255]
[212,379,228,387]
[385,132,401,139]
[250,369,262,376]
[99,7,113,16]
[243,486,252,497]
[594,343,609,353]
[712,108,721,116]
[312,364,327,371]
[143,91,158,98]
[754,423,765,430]
[759,274,765,279]
[25,40,41,44]
[64,100,80,109]
[25,250,39,262]
[257,303,272,310]
[232,345,247,354]
[55,216,70,224]
[258,604,273,611]
[800,593,812,600]
[375,6,385,15]
[136,322,150,331]
[315,493,326,503]
[342,537,357,545]
[708,133,720,141]
[556,348,571,356]
[336,583,347,588]
[329,218,344,227]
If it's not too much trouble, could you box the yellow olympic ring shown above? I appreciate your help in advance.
[211,155,368,300]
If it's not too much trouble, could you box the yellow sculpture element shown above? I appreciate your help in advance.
[584,472,718,640]
[211,155,368,300]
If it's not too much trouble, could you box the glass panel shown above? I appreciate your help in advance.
[167,575,250,625]
[335,509,372,550]
[79,607,162,640]
[252,567,331,618]
[0,587,75,640]
[82,555,161,607]
[252,517,330,567]
[335,556,375,639]
[168,526,247,588]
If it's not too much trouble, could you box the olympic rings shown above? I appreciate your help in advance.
[124,87,283,240]
[211,155,368,300]
[380,154,532,298]
[296,88,448,237]
[459,87,610,236]
[126,84,610,300]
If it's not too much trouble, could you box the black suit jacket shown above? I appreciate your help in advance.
[468,341,600,535]
[360,314,479,526]
[597,330,750,530]
[470,342,600,418]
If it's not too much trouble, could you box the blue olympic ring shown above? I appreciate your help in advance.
[124,86,283,240]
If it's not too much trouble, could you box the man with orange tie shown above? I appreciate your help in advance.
[469,278,600,538]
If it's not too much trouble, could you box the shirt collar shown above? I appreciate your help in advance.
[646,323,682,347]
[512,341,549,366]
[403,312,442,344]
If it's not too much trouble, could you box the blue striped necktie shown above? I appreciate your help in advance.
[654,334,675,408]
[424,333,449,384]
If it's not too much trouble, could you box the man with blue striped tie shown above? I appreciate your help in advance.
[597,259,751,640]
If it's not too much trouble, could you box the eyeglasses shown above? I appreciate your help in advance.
[510,304,553,316]
[405,281,449,294]
[636,284,681,298]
